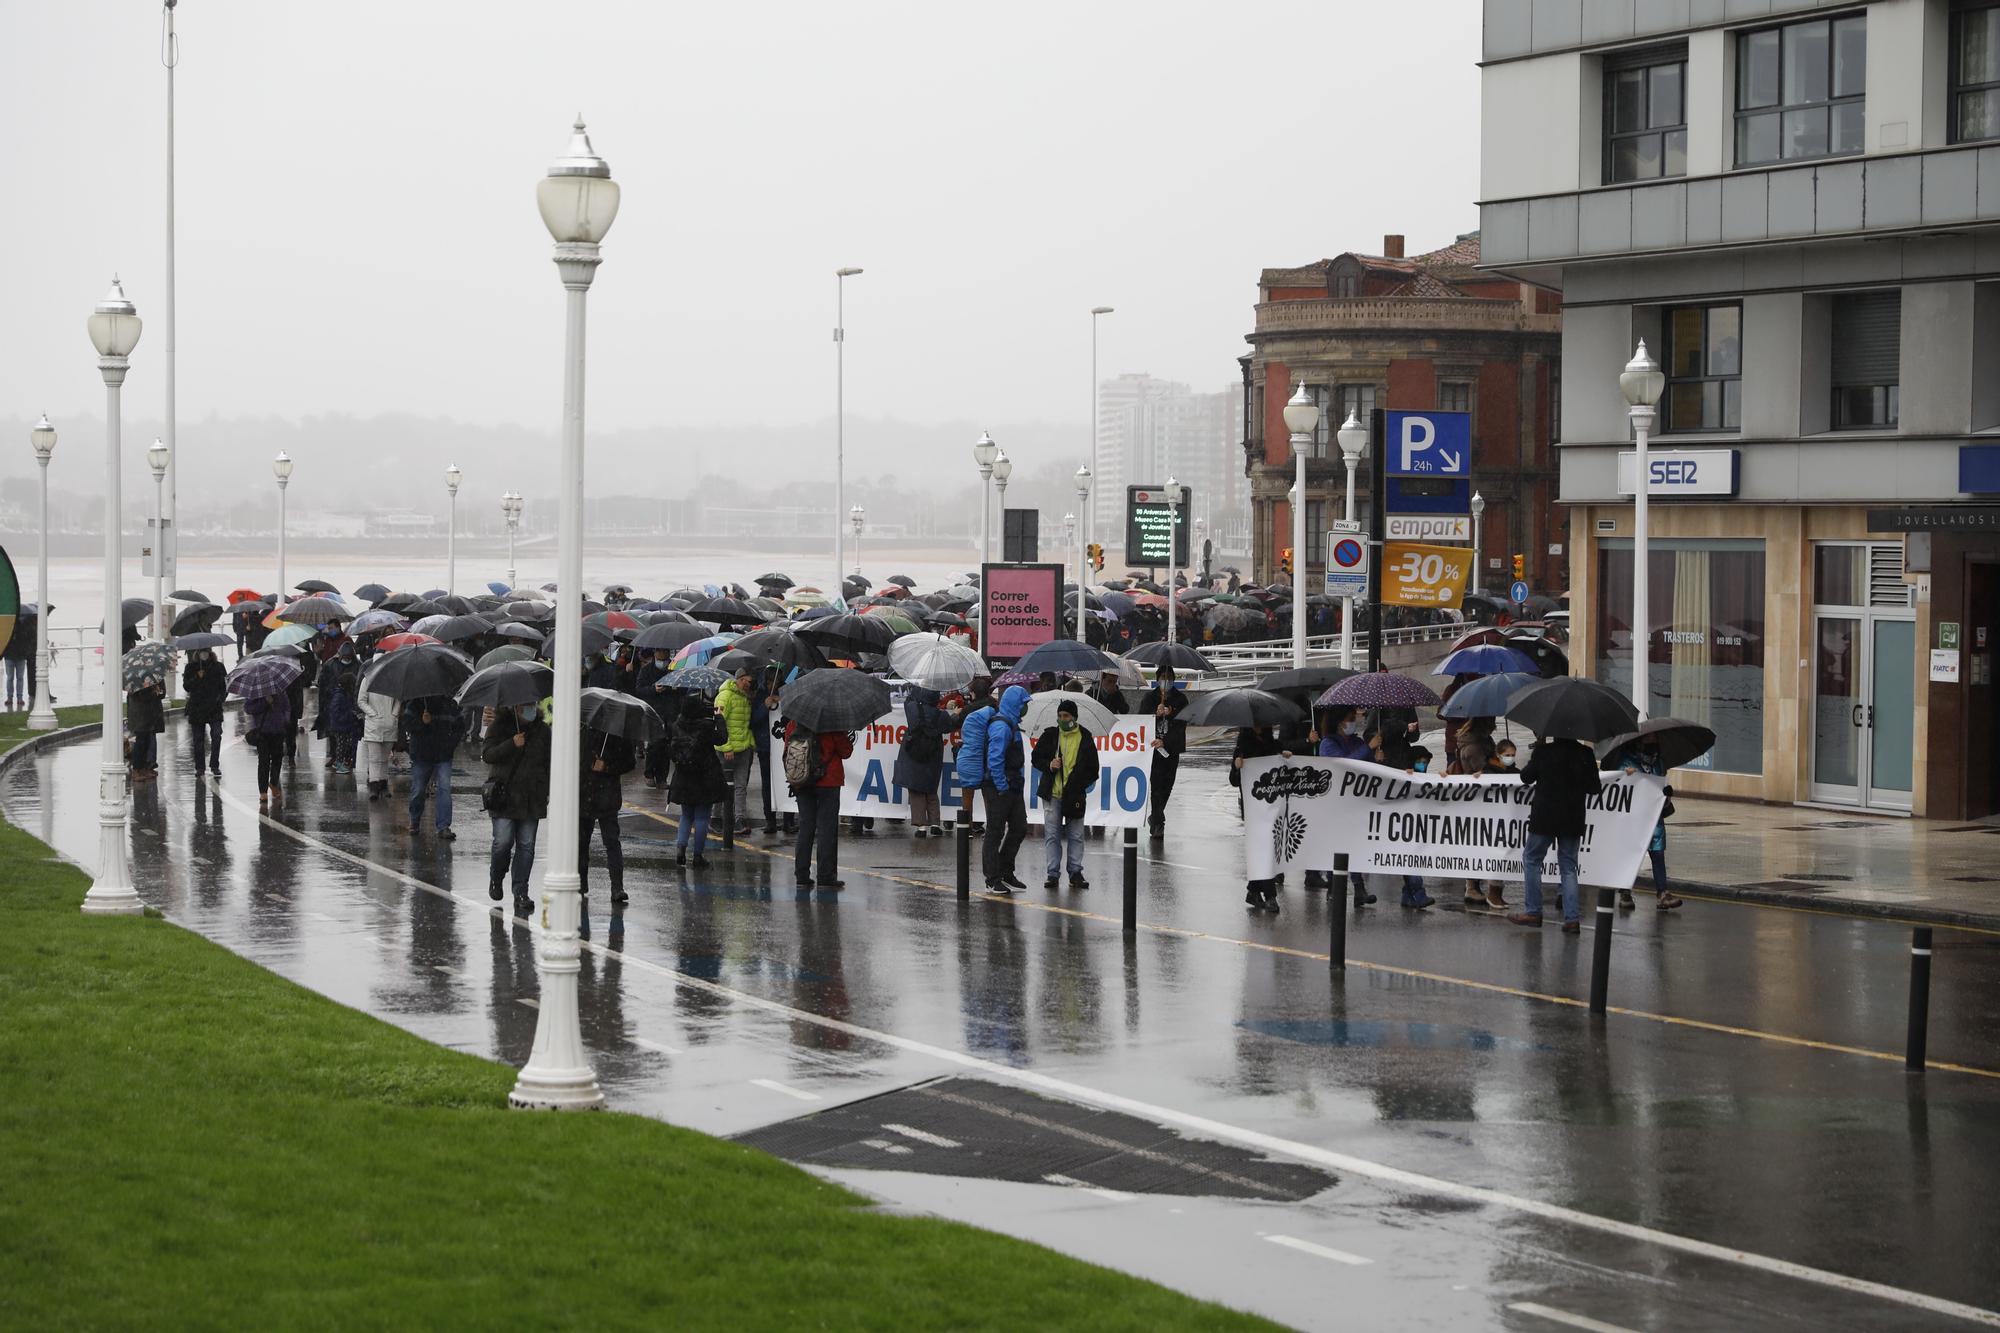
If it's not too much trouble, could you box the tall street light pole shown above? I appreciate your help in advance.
[1470,490,1486,598]
[147,438,169,643]
[1282,382,1319,669]
[514,116,620,1112]
[1089,306,1112,554]
[1063,512,1075,583]
[502,491,521,589]
[1165,475,1180,648]
[1619,341,1665,722]
[850,504,865,577]
[162,0,179,620]
[993,452,1012,559]
[1073,464,1092,641]
[444,463,462,593]
[973,431,997,570]
[273,453,292,595]
[27,416,58,731]
[834,267,862,603]
[83,277,143,917]
[1336,411,1367,670]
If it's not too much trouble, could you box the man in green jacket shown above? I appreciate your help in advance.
[715,667,757,835]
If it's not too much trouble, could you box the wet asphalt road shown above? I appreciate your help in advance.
[10,715,2000,1332]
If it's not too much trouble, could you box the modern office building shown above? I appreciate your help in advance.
[1479,0,2000,817]
[1094,374,1245,566]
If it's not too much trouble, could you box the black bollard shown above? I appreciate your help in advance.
[724,783,737,849]
[955,790,971,900]
[1329,883,1346,970]
[1122,825,1138,934]
[1588,886,1615,1015]
[1907,926,1933,1071]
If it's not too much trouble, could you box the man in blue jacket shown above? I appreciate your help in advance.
[980,685,1031,894]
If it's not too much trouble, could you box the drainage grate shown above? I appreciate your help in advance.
[735,1077,1334,1202]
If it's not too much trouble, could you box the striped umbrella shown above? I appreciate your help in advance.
[671,633,740,669]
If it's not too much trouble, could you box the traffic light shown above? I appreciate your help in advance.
[1280,547,1294,577]
[1512,553,1526,581]
[1087,542,1104,573]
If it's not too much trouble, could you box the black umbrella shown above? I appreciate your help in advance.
[1123,642,1214,672]
[578,687,667,743]
[1258,665,1358,711]
[778,668,893,732]
[398,599,449,620]
[278,597,350,626]
[924,611,969,630]
[731,626,827,671]
[494,621,547,643]
[1014,639,1119,675]
[457,659,554,709]
[429,614,495,644]
[169,602,224,636]
[1178,688,1305,730]
[640,608,696,626]
[708,649,762,676]
[689,595,765,626]
[378,592,420,612]
[173,631,234,651]
[295,579,340,594]
[119,596,154,627]
[477,644,538,671]
[1505,677,1640,742]
[1505,633,1569,678]
[1594,718,1717,770]
[361,643,476,700]
[435,594,478,617]
[631,621,712,653]
[754,572,795,591]
[505,600,556,623]
[354,582,391,604]
[887,574,917,588]
[168,588,210,603]
[795,613,901,656]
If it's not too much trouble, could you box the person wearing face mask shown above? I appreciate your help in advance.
[1232,724,1291,912]
[1140,666,1188,840]
[1454,718,1507,909]
[1616,737,1684,911]
[482,698,553,916]
[636,649,679,788]
[1030,698,1100,890]
[1315,707,1377,908]
[1365,726,1435,910]
[182,649,227,779]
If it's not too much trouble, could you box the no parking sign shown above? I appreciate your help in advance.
[1325,532,1368,598]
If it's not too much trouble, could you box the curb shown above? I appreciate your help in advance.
[1663,875,2000,934]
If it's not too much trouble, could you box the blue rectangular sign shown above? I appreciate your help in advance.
[1961,445,2000,495]
[1386,410,1472,477]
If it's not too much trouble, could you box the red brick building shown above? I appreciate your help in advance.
[1240,232,1564,596]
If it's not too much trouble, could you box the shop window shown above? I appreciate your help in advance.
[1736,14,1866,166]
[1953,0,2000,144]
[1605,46,1688,183]
[1596,539,1766,774]
[1661,304,1742,432]
[1831,291,1901,430]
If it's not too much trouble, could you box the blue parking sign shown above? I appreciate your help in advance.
[1386,411,1471,477]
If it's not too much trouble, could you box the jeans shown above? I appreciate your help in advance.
[490,816,539,895]
[981,781,1027,882]
[129,731,157,771]
[579,812,623,894]
[794,785,840,885]
[675,803,711,856]
[1644,846,1668,896]
[1522,832,1581,923]
[1042,809,1084,879]
[255,736,283,791]
[409,759,453,829]
[190,716,223,773]
[3,658,23,701]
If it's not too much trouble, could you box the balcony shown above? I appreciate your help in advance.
[1251,296,1560,338]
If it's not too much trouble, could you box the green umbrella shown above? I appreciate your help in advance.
[265,623,318,648]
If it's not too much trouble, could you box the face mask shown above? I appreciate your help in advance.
[1059,718,1076,732]
[516,705,537,723]
[1501,755,1517,768]
[1344,721,1362,736]
[1413,758,1429,773]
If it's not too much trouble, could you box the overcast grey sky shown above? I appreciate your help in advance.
[4,0,1481,436]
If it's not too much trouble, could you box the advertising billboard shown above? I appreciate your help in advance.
[1381,542,1473,609]
[980,562,1063,664]
[1124,484,1191,567]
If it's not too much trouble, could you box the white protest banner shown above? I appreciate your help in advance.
[774,707,1158,829]
[1239,756,1666,888]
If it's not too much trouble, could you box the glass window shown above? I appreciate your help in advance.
[1954,2,2000,143]
[1596,540,1767,774]
[1661,304,1742,432]
[1813,545,1867,605]
[1830,291,1901,430]
[1550,360,1562,445]
[1338,384,1377,429]
[1306,502,1327,566]
[1305,386,1336,456]
[1606,48,1689,183]
[1438,381,1472,415]
[1736,16,1865,166]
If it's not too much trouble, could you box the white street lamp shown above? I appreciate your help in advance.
[834,267,863,603]
[1089,306,1113,554]
[147,438,169,647]
[1470,490,1486,599]
[973,431,998,569]
[502,491,522,589]
[515,116,619,1112]
[1336,410,1367,669]
[273,452,293,595]
[1073,464,1092,641]
[27,415,58,730]
[1619,340,1666,721]
[993,452,1013,560]
[850,503,865,576]
[82,277,143,917]
[1282,381,1320,669]
[444,463,462,593]
[1165,475,1181,649]
[1063,512,1076,582]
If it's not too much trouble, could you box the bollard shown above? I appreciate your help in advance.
[1588,886,1615,1015]
[1329,883,1346,970]
[724,783,737,849]
[1907,926,1933,1071]
[1122,826,1138,934]
[955,789,971,900]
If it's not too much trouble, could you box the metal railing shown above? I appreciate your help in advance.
[1197,621,1463,683]
[41,625,105,703]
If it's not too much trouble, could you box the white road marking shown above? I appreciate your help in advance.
[432,965,460,977]
[632,1036,683,1056]
[1506,1302,1641,1333]
[882,1122,961,1149]
[196,775,2000,1330]
[861,1138,914,1156]
[517,998,539,1009]
[751,1077,820,1102]
[1043,1173,1135,1202]
[1264,1233,1372,1267]
[307,911,338,924]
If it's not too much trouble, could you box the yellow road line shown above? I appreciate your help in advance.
[621,804,2000,1081]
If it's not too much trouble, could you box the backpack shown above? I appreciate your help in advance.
[954,706,994,787]
[783,729,826,789]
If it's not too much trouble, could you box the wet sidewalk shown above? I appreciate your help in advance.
[7,717,2000,1331]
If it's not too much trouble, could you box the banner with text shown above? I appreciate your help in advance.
[1239,756,1666,886]
[775,706,1156,828]
[1381,542,1474,609]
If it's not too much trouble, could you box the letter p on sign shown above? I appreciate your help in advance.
[1399,416,1433,472]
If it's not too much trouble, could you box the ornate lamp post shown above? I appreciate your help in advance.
[273,452,293,595]
[850,504,865,576]
[27,416,58,731]
[1282,382,1320,669]
[444,463,462,593]
[1619,341,1666,720]
[502,491,523,589]
[82,277,143,917]
[973,431,998,568]
[513,116,620,1111]
[147,438,169,643]
[1336,410,1368,669]
[1073,464,1092,641]
[992,452,1013,559]
[1470,490,1486,598]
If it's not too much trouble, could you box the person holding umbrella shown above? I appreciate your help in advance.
[322,643,365,777]
[895,683,961,839]
[1030,697,1099,890]
[1231,722,1290,912]
[779,667,893,891]
[636,648,679,789]
[402,695,463,839]
[578,720,636,904]
[668,694,729,867]
[482,696,553,916]
[715,666,758,837]
[1600,721,1711,912]
[126,672,166,780]
[1140,665,1188,840]
[1506,735,1602,934]
[182,649,227,779]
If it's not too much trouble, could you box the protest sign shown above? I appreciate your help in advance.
[1239,756,1665,887]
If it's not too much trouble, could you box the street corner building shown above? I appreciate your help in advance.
[1479,0,2000,819]
[1238,230,1565,593]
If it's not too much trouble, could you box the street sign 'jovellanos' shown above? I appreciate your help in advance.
[1125,484,1191,567]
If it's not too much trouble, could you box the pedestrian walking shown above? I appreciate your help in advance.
[785,718,852,890]
[483,701,552,916]
[323,646,364,775]
[126,674,165,779]
[1030,697,1098,890]
[715,666,757,836]
[1615,738,1684,911]
[979,685,1031,893]
[1,619,28,708]
[1232,725,1288,912]
[231,603,254,660]
[182,649,226,779]
[1508,735,1601,934]
[246,690,291,807]
[358,682,399,799]
[579,725,635,903]
[636,648,678,788]
[402,695,462,839]
[669,696,729,867]
[895,684,960,838]
[1140,665,1188,839]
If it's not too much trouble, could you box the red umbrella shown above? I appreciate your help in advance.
[226,588,263,605]
[376,632,440,652]
[1447,626,1509,652]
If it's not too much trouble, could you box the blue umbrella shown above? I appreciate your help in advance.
[1434,644,1540,678]
[664,665,728,696]
[1013,639,1119,675]
[1437,671,1542,720]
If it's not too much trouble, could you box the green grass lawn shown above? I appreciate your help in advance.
[0,727,1272,1331]
[0,702,103,752]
